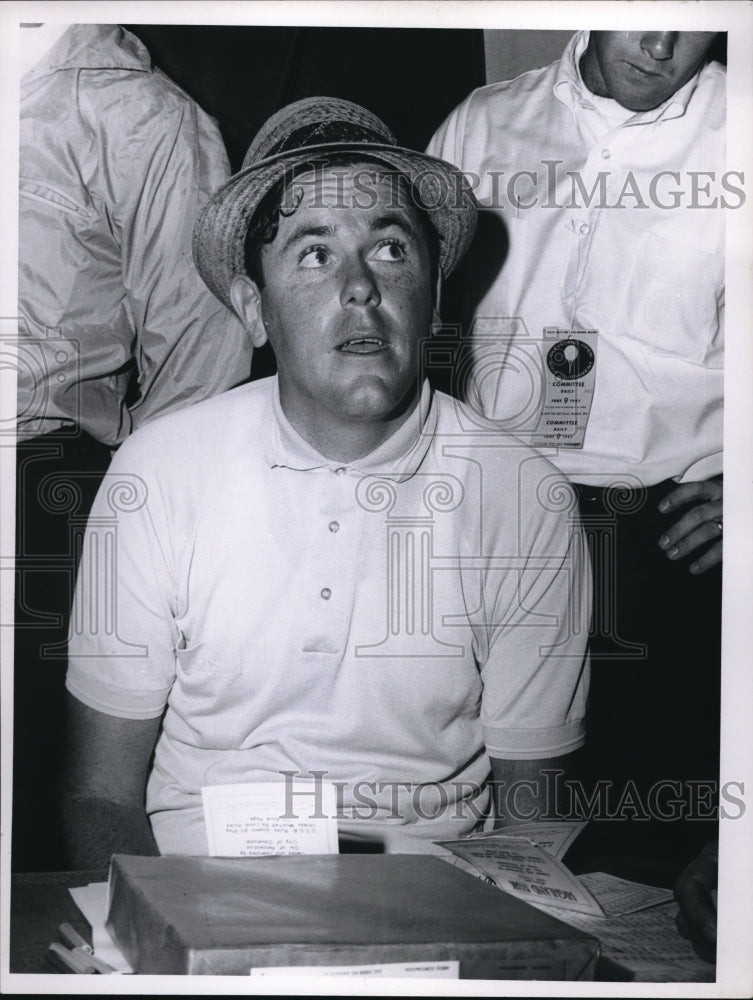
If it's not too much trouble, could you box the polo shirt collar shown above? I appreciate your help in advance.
[265,377,437,482]
[554,28,706,125]
[554,30,591,111]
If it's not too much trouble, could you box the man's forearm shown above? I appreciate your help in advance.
[490,751,582,828]
[61,695,163,868]
[61,795,159,870]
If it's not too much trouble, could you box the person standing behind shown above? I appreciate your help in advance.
[427,31,725,864]
[13,23,252,870]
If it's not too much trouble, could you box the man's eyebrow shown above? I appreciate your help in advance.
[279,223,335,255]
[370,212,419,237]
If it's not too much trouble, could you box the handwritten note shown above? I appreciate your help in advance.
[201,781,339,857]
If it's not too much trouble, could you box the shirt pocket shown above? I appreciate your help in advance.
[172,642,245,738]
[19,178,96,221]
[617,230,723,363]
[19,177,114,293]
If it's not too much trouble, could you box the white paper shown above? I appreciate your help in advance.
[201,780,339,857]
[463,820,587,861]
[438,834,604,916]
[250,960,459,978]
[68,884,133,974]
[578,871,675,916]
[554,900,716,983]
[436,847,498,884]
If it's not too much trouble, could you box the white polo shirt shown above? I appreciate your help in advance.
[67,377,589,854]
[427,31,726,486]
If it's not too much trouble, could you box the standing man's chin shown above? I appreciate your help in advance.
[340,378,415,423]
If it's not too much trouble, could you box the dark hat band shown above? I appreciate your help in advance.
[266,120,391,157]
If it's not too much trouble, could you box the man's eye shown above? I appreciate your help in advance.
[299,245,330,268]
[373,239,406,262]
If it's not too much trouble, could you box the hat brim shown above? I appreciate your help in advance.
[193,142,478,310]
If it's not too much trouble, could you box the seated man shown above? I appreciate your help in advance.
[62,97,590,867]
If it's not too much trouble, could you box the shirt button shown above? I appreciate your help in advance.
[320,587,332,600]
[579,223,590,235]
[334,466,347,476]
[328,521,340,533]
[601,147,611,159]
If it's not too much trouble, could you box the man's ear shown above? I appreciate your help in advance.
[230,275,268,349]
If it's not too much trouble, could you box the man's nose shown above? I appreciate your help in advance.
[640,32,678,61]
[340,256,381,308]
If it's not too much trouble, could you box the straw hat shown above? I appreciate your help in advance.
[193,96,478,310]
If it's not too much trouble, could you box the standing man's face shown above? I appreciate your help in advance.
[233,165,435,453]
[581,31,717,111]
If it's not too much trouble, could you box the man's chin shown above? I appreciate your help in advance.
[339,378,418,424]
[610,78,674,113]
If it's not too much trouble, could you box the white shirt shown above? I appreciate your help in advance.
[18,24,252,445]
[67,377,589,855]
[427,31,726,486]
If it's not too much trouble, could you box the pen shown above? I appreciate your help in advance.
[56,923,117,973]
[71,946,117,974]
[45,942,98,974]
[58,922,93,952]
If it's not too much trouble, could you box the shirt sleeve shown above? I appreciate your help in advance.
[104,70,252,431]
[66,432,181,719]
[425,93,471,168]
[478,452,591,759]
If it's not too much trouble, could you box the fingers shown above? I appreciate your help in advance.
[658,520,722,572]
[657,480,723,573]
[658,479,723,513]
[675,911,717,963]
[674,895,717,963]
[687,541,722,575]
[674,842,718,962]
[674,866,718,963]
[657,505,722,568]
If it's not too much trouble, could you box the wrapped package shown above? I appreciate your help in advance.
[106,854,599,978]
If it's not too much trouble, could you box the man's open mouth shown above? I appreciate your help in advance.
[336,337,388,354]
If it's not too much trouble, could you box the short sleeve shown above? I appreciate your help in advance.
[66,435,181,719]
[425,92,472,168]
[478,453,590,759]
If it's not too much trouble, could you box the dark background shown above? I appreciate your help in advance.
[125,25,486,171]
